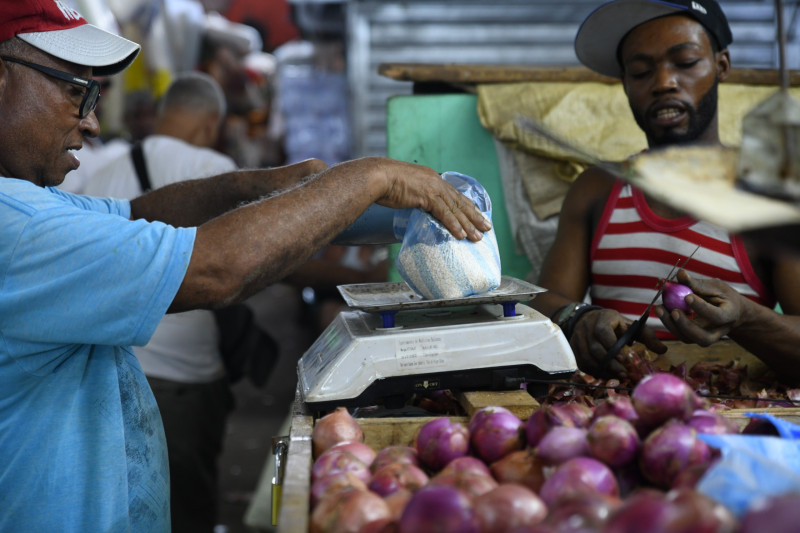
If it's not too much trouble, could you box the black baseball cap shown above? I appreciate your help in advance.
[575,0,733,78]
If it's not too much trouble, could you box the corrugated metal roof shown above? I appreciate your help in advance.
[345,0,800,157]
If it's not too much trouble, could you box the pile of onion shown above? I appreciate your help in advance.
[306,370,766,532]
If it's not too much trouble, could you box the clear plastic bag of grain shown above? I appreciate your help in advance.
[394,171,501,300]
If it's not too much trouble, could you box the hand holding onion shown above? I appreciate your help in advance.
[656,270,749,347]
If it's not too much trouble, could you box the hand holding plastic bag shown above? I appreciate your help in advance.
[394,171,501,300]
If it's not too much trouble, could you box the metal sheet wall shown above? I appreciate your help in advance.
[345,0,800,157]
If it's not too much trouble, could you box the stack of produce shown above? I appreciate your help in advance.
[306,372,800,533]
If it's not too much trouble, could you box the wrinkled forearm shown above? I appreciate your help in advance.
[170,161,383,311]
[129,159,327,227]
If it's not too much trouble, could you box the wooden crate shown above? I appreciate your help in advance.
[276,407,800,533]
[277,408,800,532]
[276,388,537,533]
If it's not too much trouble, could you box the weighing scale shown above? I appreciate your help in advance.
[297,276,577,412]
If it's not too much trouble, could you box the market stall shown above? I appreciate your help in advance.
[270,55,800,531]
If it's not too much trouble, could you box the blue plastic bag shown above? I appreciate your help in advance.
[697,413,800,518]
[394,171,501,300]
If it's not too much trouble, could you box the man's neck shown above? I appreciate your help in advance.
[154,111,217,149]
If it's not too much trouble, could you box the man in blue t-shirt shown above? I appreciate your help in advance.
[0,2,492,531]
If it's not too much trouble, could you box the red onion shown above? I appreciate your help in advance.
[383,489,413,522]
[370,445,420,474]
[593,396,639,426]
[586,415,640,468]
[327,441,377,467]
[535,426,589,465]
[398,485,479,533]
[368,462,429,497]
[525,409,551,448]
[415,417,470,471]
[740,492,800,533]
[525,403,579,447]
[560,401,595,428]
[614,463,645,498]
[311,449,371,484]
[602,489,674,533]
[604,488,737,533]
[428,470,499,500]
[539,457,619,507]
[741,417,781,436]
[417,389,462,415]
[439,456,492,478]
[310,471,368,509]
[357,519,394,533]
[631,373,703,430]
[310,487,391,533]
[312,407,364,459]
[542,492,622,531]
[666,488,738,533]
[473,484,548,532]
[468,406,525,463]
[468,405,512,433]
[662,280,693,313]
[671,461,715,489]
[686,409,740,435]
[638,420,712,489]
[489,449,548,493]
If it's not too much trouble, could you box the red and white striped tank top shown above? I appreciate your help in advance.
[590,181,774,339]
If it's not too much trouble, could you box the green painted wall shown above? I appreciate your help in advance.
[385,93,532,281]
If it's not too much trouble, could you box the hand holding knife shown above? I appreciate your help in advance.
[601,245,701,366]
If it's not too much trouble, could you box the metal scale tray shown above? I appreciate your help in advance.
[296,277,577,411]
[339,276,545,311]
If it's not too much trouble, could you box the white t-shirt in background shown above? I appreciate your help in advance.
[85,135,238,383]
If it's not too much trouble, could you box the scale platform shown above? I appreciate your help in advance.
[297,276,578,412]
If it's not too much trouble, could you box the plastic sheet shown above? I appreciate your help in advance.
[697,413,800,518]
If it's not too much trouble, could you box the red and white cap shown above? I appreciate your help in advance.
[0,0,140,76]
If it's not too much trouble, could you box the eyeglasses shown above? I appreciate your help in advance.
[1,56,101,119]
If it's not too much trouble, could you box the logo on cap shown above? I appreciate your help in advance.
[691,1,708,15]
[54,0,82,22]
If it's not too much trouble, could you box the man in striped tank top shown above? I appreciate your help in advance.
[532,0,800,381]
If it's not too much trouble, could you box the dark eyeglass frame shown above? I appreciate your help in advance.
[1,56,100,119]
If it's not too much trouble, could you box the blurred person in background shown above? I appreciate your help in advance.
[223,0,300,53]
